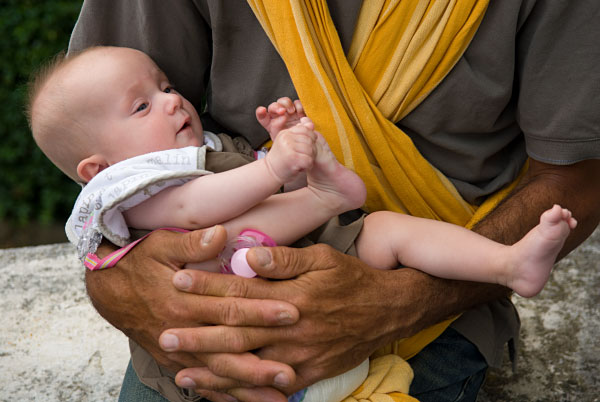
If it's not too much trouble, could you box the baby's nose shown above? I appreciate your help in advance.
[165,93,183,113]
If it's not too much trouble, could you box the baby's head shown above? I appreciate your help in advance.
[28,46,204,183]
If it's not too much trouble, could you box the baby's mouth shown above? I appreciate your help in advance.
[178,120,191,134]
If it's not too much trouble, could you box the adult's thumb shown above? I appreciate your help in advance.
[246,243,338,280]
[149,225,228,266]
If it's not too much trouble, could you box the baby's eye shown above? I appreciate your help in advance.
[135,103,148,113]
[164,86,174,94]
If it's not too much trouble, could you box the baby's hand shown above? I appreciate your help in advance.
[256,97,309,140]
[265,119,316,184]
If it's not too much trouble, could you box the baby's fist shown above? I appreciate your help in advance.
[265,121,316,183]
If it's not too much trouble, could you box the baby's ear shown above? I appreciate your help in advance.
[77,154,109,183]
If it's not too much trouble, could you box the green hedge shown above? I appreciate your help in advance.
[1,0,83,225]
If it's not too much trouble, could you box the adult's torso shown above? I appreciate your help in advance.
[69,0,600,204]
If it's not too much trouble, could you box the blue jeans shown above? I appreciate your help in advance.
[408,328,488,402]
[119,327,487,402]
[119,361,167,402]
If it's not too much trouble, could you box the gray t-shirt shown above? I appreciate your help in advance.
[69,0,600,205]
[68,0,599,372]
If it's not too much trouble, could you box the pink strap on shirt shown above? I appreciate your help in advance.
[84,227,276,272]
[84,227,189,271]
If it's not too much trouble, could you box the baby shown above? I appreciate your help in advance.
[28,46,576,402]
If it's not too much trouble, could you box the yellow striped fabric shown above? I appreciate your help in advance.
[244,1,523,400]
[247,0,489,224]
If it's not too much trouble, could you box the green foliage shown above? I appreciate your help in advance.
[0,0,83,224]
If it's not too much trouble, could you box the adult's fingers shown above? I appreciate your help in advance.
[142,227,298,326]
[161,325,282,354]
[172,271,299,326]
[228,386,288,402]
[172,244,341,298]
[204,352,295,390]
[148,225,228,268]
[173,352,295,391]
[194,387,287,402]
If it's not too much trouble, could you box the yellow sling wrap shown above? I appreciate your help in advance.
[246,1,523,400]
[248,0,490,221]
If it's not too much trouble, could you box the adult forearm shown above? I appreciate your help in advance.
[381,268,505,340]
[85,242,124,328]
[388,159,600,338]
[85,241,136,331]
[473,159,600,256]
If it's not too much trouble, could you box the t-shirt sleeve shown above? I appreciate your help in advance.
[516,0,600,164]
[68,0,211,111]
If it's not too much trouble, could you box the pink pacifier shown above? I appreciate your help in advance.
[220,229,277,278]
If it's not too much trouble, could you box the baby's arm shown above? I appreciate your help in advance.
[124,123,316,231]
[256,97,307,140]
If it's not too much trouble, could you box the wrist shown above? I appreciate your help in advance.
[384,268,509,340]
[262,155,287,186]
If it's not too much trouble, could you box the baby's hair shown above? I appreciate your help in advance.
[27,47,100,183]
[26,50,65,128]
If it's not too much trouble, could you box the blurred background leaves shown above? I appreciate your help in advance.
[1,0,83,244]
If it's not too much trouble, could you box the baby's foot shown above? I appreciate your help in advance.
[506,205,577,297]
[305,130,367,215]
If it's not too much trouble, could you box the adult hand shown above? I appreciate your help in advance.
[85,226,299,389]
[162,243,471,400]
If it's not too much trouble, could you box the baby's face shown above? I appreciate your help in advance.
[75,47,204,164]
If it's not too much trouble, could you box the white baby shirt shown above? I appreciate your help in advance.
[66,133,222,261]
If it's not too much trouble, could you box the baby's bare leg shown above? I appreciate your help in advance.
[221,185,363,245]
[355,206,575,298]
[355,211,494,271]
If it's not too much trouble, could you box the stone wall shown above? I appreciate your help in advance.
[1,228,598,401]
[0,243,128,401]
[479,227,600,402]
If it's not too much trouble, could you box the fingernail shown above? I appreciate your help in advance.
[277,311,294,325]
[178,376,196,388]
[202,226,216,245]
[274,372,290,387]
[222,395,238,402]
[254,247,272,267]
[173,272,192,290]
[160,333,180,351]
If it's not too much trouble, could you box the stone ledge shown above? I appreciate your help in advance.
[1,228,598,401]
[0,243,128,401]
[478,227,600,401]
